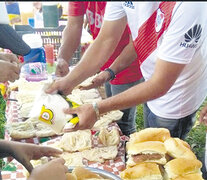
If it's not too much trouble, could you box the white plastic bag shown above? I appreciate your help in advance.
[30,82,73,134]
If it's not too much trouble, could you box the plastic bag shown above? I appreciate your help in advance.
[30,81,73,134]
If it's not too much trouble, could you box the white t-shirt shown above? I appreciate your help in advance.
[104,2,207,119]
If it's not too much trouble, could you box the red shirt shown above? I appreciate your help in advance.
[68,1,142,85]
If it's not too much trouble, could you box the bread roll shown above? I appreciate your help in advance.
[120,162,163,180]
[98,127,120,146]
[57,130,92,152]
[172,173,204,180]
[164,158,202,179]
[81,146,118,163]
[129,128,170,143]
[173,138,191,149]
[164,138,197,160]
[60,152,84,166]
[126,141,167,166]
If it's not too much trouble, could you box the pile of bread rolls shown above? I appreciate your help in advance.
[120,128,204,180]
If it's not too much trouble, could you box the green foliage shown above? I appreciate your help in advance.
[0,93,6,169]
[186,124,206,160]
[136,104,144,131]
[185,103,207,161]
[0,93,6,139]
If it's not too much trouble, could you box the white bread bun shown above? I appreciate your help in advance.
[164,138,197,160]
[126,141,167,166]
[120,162,163,180]
[172,173,204,180]
[127,141,167,155]
[173,138,191,149]
[164,158,202,179]
[129,128,170,144]
[98,127,120,146]
[58,130,92,152]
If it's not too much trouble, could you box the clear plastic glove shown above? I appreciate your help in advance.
[28,158,68,180]
[55,58,70,77]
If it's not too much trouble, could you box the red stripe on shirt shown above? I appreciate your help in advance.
[133,2,176,65]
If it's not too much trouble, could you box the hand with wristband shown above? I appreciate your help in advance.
[79,68,116,90]
[62,103,99,131]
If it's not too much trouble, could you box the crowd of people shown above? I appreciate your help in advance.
[0,1,207,180]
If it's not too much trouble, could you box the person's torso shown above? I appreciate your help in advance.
[121,2,207,118]
[69,1,142,84]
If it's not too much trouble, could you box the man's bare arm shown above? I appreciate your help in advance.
[79,34,138,90]
[56,16,84,77]
[58,16,83,63]
[98,59,186,114]
[110,35,137,74]
[47,17,128,94]
[64,18,128,88]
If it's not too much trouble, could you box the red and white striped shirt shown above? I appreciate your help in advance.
[68,1,142,85]
[105,2,207,119]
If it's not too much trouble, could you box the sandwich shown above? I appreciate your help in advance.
[164,158,202,179]
[129,128,171,144]
[164,138,197,160]
[126,141,167,166]
[120,162,163,180]
[173,138,191,149]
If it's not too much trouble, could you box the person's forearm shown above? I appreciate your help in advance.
[64,19,127,89]
[0,140,13,158]
[98,59,186,114]
[110,36,137,74]
[64,38,116,88]
[98,79,162,114]
[57,16,83,63]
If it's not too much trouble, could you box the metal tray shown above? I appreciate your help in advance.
[68,166,121,180]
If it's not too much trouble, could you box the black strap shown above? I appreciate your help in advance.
[104,68,116,81]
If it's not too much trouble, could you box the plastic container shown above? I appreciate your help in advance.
[28,17,34,28]
[22,34,46,63]
[44,44,54,66]
[21,62,47,82]
[22,62,46,74]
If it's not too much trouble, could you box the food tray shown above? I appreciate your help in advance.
[68,166,121,180]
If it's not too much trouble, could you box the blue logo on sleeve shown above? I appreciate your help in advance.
[124,1,135,9]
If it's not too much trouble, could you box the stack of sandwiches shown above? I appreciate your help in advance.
[120,128,204,180]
